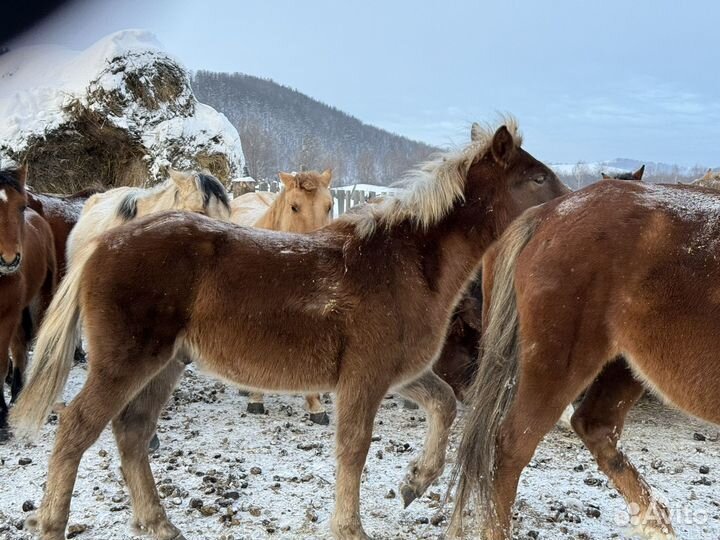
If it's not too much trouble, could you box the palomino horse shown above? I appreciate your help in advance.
[0,166,56,440]
[67,169,231,266]
[451,179,720,539]
[693,168,720,190]
[12,121,568,540]
[601,164,645,181]
[231,169,334,423]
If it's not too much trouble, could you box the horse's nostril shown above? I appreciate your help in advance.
[0,253,21,267]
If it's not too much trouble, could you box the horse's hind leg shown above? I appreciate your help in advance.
[30,370,146,539]
[247,391,265,414]
[305,393,329,425]
[112,359,186,539]
[397,370,456,507]
[572,359,675,539]
[486,352,604,539]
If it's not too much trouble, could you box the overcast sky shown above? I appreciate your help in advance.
[9,0,720,166]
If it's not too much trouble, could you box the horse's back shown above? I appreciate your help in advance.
[230,192,276,226]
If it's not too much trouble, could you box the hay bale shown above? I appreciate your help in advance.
[0,30,243,193]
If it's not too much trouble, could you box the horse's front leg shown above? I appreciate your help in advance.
[331,374,386,539]
[397,370,457,507]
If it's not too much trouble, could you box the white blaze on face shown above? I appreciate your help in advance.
[0,189,7,203]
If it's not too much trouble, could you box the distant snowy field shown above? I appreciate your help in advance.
[1,365,719,540]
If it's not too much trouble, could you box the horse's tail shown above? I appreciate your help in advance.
[448,206,541,533]
[10,240,96,440]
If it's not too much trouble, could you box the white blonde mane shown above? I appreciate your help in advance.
[341,119,522,238]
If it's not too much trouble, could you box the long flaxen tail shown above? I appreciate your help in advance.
[448,206,541,534]
[10,240,97,440]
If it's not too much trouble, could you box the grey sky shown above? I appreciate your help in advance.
[10,0,720,166]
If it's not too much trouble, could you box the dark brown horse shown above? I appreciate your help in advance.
[452,179,720,539]
[13,121,568,540]
[27,187,99,279]
[0,166,56,440]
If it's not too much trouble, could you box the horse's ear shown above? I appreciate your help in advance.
[278,172,297,189]
[169,169,196,193]
[16,163,28,187]
[471,122,482,142]
[320,168,333,188]
[633,165,645,181]
[491,125,515,166]
[601,172,611,179]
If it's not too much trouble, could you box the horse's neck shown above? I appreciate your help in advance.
[406,210,499,304]
[255,191,285,229]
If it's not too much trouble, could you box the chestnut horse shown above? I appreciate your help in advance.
[231,169,334,424]
[0,166,56,440]
[12,121,568,540]
[452,179,720,539]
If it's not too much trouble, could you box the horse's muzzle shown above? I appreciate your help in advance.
[0,253,21,275]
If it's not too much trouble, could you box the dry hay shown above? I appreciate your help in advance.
[4,102,148,193]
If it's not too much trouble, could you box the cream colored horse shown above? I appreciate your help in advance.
[230,169,333,424]
[68,170,231,263]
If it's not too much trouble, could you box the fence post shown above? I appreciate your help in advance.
[336,191,345,216]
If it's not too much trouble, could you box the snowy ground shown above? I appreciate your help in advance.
[1,364,719,540]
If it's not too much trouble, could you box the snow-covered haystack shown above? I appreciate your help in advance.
[0,30,244,192]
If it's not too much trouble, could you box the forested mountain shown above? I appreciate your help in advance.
[191,71,437,185]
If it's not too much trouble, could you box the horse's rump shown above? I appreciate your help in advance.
[519,180,720,419]
[230,192,277,226]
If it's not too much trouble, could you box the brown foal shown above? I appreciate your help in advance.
[13,121,568,540]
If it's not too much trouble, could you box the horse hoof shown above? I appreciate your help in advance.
[148,433,160,453]
[400,484,419,508]
[309,411,330,425]
[402,399,419,410]
[238,390,249,397]
[24,513,39,532]
[247,402,265,414]
[73,348,87,364]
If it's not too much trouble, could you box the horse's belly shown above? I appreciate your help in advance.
[188,322,342,393]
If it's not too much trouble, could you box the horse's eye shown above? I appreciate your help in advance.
[291,204,299,213]
[533,175,546,185]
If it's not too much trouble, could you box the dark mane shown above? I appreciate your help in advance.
[117,193,138,221]
[197,173,230,210]
[0,168,24,194]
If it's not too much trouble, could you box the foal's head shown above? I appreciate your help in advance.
[601,165,645,181]
[463,121,569,222]
[168,169,231,221]
[276,169,333,233]
[0,165,28,275]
